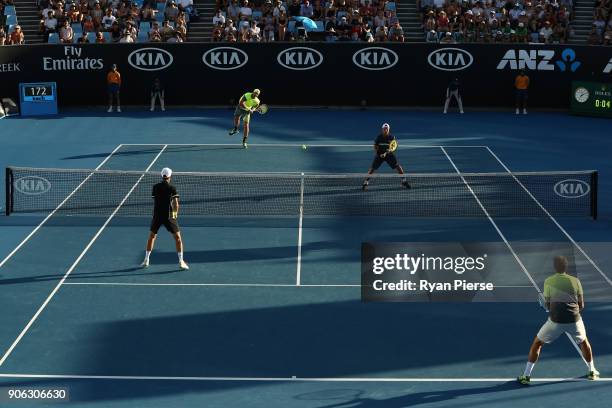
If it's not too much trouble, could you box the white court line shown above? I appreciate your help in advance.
[60,282,533,288]
[0,145,168,367]
[0,144,124,269]
[296,173,305,286]
[0,373,609,382]
[62,282,361,287]
[122,143,488,148]
[440,147,587,367]
[485,146,612,286]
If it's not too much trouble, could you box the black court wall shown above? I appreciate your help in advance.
[0,43,611,108]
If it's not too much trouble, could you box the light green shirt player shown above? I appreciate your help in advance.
[517,256,598,385]
[229,88,261,149]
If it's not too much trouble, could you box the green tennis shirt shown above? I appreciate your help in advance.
[241,92,260,110]
[543,273,583,323]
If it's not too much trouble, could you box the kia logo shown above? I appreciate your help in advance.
[14,176,51,195]
[352,47,399,71]
[277,47,323,70]
[428,48,473,71]
[202,47,248,70]
[554,179,590,198]
[128,48,173,71]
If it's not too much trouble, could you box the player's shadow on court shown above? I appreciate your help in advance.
[295,381,565,408]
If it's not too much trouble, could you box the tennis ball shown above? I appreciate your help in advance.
[302,144,307,150]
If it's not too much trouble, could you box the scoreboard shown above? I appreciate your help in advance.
[19,82,58,116]
[570,81,612,118]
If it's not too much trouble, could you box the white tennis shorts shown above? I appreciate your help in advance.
[537,318,587,344]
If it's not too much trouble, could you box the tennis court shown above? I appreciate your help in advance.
[0,109,611,407]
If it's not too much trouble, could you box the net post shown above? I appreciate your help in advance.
[5,167,13,216]
[591,171,598,220]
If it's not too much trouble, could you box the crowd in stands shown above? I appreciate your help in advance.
[419,0,574,43]
[589,0,612,44]
[37,0,196,43]
[1,0,26,44]
[211,0,404,42]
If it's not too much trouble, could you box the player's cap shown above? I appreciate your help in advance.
[253,88,261,94]
[161,168,173,178]
[382,123,390,129]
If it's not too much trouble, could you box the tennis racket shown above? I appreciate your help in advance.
[380,139,398,158]
[257,104,269,115]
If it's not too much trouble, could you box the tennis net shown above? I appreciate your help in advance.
[5,166,598,218]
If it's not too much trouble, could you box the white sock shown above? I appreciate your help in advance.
[144,250,151,261]
[587,359,596,371]
[523,362,535,377]
[178,252,183,263]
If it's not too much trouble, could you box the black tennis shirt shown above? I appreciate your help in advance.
[152,180,179,219]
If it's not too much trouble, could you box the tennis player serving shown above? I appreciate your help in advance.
[229,88,268,149]
[362,123,410,190]
[141,167,189,270]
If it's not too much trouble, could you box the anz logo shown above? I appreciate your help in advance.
[497,48,581,72]
[14,176,51,195]
[554,179,590,198]
[277,47,323,70]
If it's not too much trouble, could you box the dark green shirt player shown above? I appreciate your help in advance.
[141,167,189,270]
[362,123,410,190]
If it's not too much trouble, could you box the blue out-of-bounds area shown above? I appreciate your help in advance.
[0,108,611,408]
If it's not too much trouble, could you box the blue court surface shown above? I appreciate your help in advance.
[1,109,612,407]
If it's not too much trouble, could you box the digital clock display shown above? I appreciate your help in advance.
[571,81,612,118]
[22,84,55,102]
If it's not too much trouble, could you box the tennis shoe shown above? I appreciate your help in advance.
[242,142,248,149]
[517,375,530,385]
[117,107,122,113]
[107,106,113,113]
[402,180,411,189]
[179,260,189,270]
[362,181,369,191]
[141,259,150,268]
[587,370,600,380]
[229,128,239,136]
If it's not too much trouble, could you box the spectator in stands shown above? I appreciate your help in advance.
[83,15,95,32]
[325,26,337,41]
[95,31,106,42]
[389,21,404,41]
[68,4,83,23]
[9,25,24,45]
[110,21,122,41]
[120,29,134,42]
[588,26,602,44]
[277,9,288,40]
[212,22,224,40]
[540,21,553,42]
[141,4,157,22]
[160,20,175,40]
[165,1,179,21]
[288,0,300,16]
[41,10,58,35]
[426,29,438,42]
[77,33,90,42]
[150,31,162,42]
[0,29,6,46]
[60,20,74,43]
[91,1,104,29]
[300,0,314,17]
[225,19,237,37]
[168,31,183,42]
[516,22,528,42]
[227,0,241,21]
[102,8,117,29]
[149,21,161,38]
[107,64,121,113]
[604,28,612,45]
[240,0,253,20]
[263,13,275,41]
[213,9,226,25]
[440,31,455,43]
